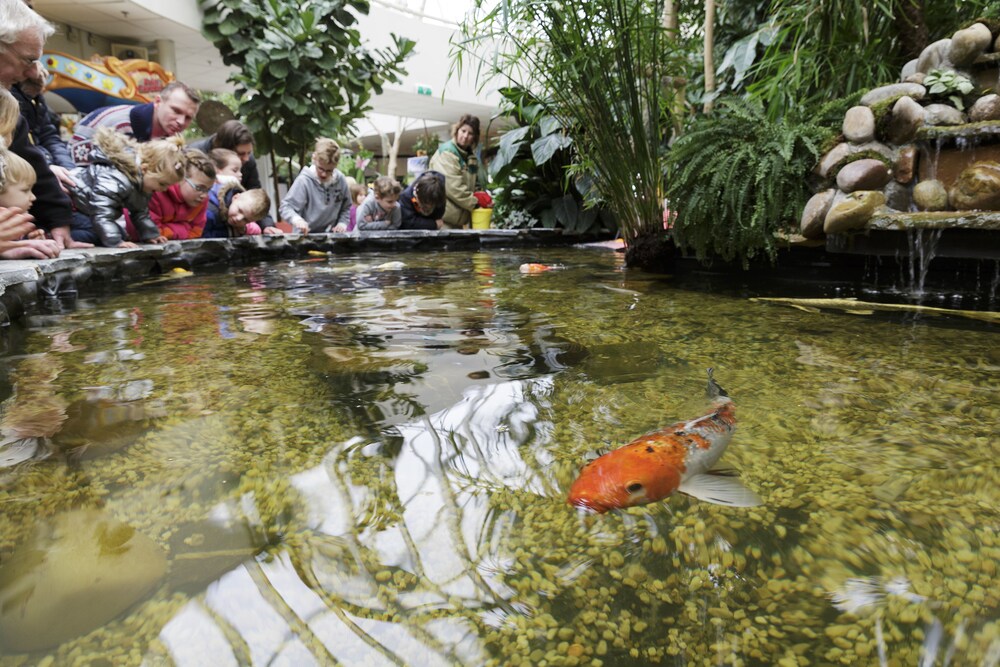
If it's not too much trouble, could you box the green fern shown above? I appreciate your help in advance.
[665,98,834,266]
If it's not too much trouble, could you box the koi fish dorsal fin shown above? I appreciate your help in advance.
[678,469,762,507]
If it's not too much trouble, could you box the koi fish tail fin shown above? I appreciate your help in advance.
[706,367,728,399]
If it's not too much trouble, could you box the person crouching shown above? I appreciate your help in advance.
[68,127,184,248]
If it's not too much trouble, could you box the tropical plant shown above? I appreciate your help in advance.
[664,98,834,266]
[488,88,612,234]
[338,146,374,183]
[201,0,415,205]
[923,69,975,110]
[711,0,1000,119]
[411,132,440,157]
[453,0,682,267]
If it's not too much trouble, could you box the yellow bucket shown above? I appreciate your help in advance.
[471,208,492,230]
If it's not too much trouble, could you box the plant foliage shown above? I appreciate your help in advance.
[453,0,681,244]
[923,69,975,110]
[664,98,833,266]
[488,88,611,234]
[201,0,415,163]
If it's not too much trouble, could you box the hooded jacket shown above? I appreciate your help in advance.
[149,183,207,240]
[70,102,154,164]
[279,165,351,232]
[68,144,160,246]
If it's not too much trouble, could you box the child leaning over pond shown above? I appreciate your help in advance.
[0,147,61,259]
[149,149,216,240]
[279,137,351,233]
[67,127,184,248]
[356,176,402,231]
[202,180,270,239]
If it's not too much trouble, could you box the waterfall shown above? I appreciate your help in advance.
[904,227,944,302]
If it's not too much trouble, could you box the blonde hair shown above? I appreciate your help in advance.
[238,188,271,221]
[313,137,340,165]
[93,127,184,185]
[0,148,36,194]
[372,175,401,199]
[0,88,20,143]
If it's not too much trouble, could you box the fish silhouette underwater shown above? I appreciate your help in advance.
[567,369,762,513]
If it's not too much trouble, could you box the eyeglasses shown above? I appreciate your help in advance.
[185,178,210,194]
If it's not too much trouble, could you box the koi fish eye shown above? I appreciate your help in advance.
[626,482,644,495]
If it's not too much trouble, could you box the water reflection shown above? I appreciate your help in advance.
[0,250,996,665]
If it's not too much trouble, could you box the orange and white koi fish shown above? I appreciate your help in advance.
[519,263,561,274]
[567,369,761,513]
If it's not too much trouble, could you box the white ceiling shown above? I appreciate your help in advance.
[32,0,504,150]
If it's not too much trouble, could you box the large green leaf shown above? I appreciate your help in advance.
[530,133,572,166]
[490,126,531,177]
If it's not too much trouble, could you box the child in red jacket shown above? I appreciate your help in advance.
[149,149,216,240]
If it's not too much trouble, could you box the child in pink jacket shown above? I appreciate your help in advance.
[148,149,215,240]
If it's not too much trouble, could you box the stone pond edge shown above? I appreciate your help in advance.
[0,228,607,326]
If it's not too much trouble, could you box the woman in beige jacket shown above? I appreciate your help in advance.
[428,114,480,228]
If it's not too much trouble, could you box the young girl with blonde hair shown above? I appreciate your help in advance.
[0,89,60,259]
[68,127,186,247]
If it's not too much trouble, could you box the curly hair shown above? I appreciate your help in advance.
[371,176,401,199]
[313,137,340,165]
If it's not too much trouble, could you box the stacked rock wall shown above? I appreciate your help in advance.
[801,21,1000,239]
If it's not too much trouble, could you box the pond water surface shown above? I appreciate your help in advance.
[0,248,996,666]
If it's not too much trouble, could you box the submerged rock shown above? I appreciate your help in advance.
[949,161,1000,211]
[0,509,167,652]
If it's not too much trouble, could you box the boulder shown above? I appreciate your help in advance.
[860,82,926,107]
[916,39,952,74]
[886,96,926,144]
[894,146,917,184]
[800,189,836,239]
[816,142,851,179]
[903,72,926,85]
[0,509,168,652]
[923,104,966,126]
[913,180,949,211]
[900,59,917,82]
[969,94,1000,122]
[883,181,913,212]
[843,106,876,144]
[948,23,993,67]
[949,161,1000,211]
[824,191,886,233]
[836,159,892,193]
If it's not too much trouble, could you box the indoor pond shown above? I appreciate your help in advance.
[0,248,996,666]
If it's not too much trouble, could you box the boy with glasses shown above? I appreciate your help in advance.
[148,149,216,240]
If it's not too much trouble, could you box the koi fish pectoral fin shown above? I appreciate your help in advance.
[678,471,763,507]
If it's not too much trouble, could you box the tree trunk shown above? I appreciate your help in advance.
[270,146,282,216]
[663,0,677,33]
[703,0,715,114]
[894,0,929,63]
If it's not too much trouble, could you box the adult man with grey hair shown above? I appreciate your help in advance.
[0,0,89,252]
